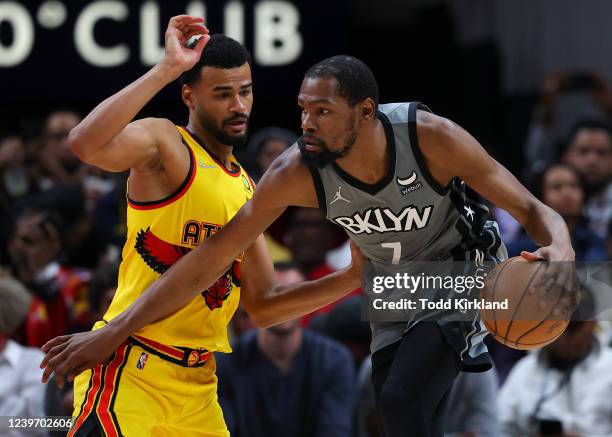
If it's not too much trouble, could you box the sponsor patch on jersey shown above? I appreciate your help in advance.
[396,171,422,195]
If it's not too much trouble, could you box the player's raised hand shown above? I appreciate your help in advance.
[163,15,210,74]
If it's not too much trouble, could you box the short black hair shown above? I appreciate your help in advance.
[563,118,612,154]
[304,55,379,109]
[179,34,251,87]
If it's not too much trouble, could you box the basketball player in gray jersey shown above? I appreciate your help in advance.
[43,56,576,436]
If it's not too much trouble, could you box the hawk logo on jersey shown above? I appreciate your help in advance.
[396,171,423,195]
[333,205,433,234]
[134,227,238,310]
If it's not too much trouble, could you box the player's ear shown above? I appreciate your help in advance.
[361,98,376,120]
[182,84,196,110]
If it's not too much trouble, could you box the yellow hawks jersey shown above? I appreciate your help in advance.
[103,126,255,353]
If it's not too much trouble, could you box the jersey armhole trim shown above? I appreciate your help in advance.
[306,165,327,215]
[407,102,450,196]
[127,138,196,210]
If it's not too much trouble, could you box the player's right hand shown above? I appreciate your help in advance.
[163,15,210,74]
[39,327,123,389]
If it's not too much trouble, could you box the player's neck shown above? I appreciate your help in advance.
[335,119,389,184]
[186,122,235,170]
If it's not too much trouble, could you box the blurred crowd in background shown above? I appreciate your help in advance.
[1,0,612,428]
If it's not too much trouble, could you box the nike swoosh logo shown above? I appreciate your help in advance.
[199,161,216,169]
[396,171,417,186]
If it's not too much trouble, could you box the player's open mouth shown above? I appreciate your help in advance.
[227,121,247,133]
[305,144,321,153]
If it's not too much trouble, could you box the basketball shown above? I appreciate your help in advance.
[480,256,570,350]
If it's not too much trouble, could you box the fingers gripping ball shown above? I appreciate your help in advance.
[480,257,573,350]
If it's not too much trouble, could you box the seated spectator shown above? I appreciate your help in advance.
[0,274,46,437]
[39,110,83,188]
[216,264,356,437]
[7,205,93,346]
[86,260,118,328]
[507,163,607,261]
[35,183,111,270]
[244,126,297,182]
[283,208,360,325]
[356,356,500,437]
[562,119,612,239]
[0,134,42,266]
[242,127,298,262]
[523,71,612,178]
[499,320,612,436]
[309,295,372,369]
[45,261,119,430]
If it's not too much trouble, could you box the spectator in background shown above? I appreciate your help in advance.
[34,183,110,270]
[310,295,371,369]
[0,134,40,205]
[524,71,612,178]
[562,119,612,239]
[87,261,118,324]
[39,110,83,188]
[507,163,607,261]
[0,134,42,265]
[216,263,356,437]
[245,126,297,182]
[499,320,612,436]
[7,204,94,346]
[229,303,257,340]
[283,208,361,325]
[0,274,46,437]
[356,357,500,437]
[45,261,119,428]
[241,127,298,263]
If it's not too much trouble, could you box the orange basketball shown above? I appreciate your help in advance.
[480,256,570,350]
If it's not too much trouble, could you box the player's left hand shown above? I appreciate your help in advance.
[521,243,579,319]
[40,327,122,389]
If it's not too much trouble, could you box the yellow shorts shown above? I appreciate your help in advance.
[69,336,229,437]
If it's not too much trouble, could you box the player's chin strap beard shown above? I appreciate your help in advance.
[297,137,339,169]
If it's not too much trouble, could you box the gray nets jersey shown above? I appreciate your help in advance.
[303,102,507,371]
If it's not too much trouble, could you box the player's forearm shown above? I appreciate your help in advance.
[523,201,572,249]
[246,267,362,328]
[104,236,243,344]
[68,60,181,158]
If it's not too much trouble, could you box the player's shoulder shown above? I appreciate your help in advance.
[131,117,177,133]
[265,142,310,181]
[127,117,182,148]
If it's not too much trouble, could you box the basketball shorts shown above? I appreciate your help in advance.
[69,335,229,437]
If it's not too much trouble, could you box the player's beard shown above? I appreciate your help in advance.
[199,111,250,148]
[300,115,358,168]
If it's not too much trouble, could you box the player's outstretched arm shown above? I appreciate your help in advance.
[239,234,363,328]
[68,15,209,172]
[416,110,578,316]
[415,109,574,263]
[39,147,329,387]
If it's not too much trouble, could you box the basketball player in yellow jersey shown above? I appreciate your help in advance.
[39,16,362,437]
